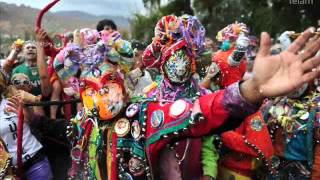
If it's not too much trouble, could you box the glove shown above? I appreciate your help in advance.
[235,33,249,51]
[278,31,295,51]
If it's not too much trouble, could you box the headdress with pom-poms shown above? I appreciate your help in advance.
[216,21,249,42]
[142,14,205,71]
[53,28,134,98]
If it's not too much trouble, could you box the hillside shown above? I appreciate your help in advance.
[0,2,131,38]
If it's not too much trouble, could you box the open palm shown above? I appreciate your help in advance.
[252,29,320,98]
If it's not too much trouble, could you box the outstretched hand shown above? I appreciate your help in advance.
[241,28,320,103]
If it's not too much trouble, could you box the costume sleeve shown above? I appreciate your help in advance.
[201,136,219,178]
[114,38,134,58]
[190,82,259,137]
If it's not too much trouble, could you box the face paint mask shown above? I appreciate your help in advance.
[80,62,126,121]
[221,40,231,51]
[163,50,192,84]
[81,81,125,120]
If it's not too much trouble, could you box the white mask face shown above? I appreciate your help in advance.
[163,50,192,84]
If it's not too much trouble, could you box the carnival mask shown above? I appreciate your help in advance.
[80,73,125,121]
[163,50,192,84]
[80,61,126,121]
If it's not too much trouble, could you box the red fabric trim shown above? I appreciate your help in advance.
[111,133,118,180]
[221,112,273,158]
[17,107,24,178]
[312,144,320,180]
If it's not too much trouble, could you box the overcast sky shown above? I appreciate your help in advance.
[0,0,146,17]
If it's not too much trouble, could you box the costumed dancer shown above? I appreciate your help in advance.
[113,18,320,180]
[53,27,134,180]
[200,23,273,180]
[55,22,320,180]
[262,31,320,180]
[201,22,249,91]
[143,15,208,180]
[35,0,77,120]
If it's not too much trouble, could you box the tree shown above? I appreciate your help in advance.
[132,0,319,42]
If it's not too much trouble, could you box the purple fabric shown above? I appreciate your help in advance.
[151,77,204,101]
[222,82,259,118]
[25,157,53,180]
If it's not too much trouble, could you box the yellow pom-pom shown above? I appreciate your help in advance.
[15,39,25,47]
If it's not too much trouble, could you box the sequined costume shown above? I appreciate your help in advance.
[199,23,274,180]
[262,90,320,180]
[115,16,259,180]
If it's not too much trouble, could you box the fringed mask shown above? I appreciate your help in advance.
[163,49,192,84]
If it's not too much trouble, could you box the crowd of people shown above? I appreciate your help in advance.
[0,8,320,180]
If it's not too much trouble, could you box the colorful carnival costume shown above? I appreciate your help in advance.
[199,23,274,180]
[218,111,274,179]
[114,15,258,180]
[262,86,320,180]
[258,31,320,180]
[211,22,249,89]
[53,28,134,180]
[54,17,260,180]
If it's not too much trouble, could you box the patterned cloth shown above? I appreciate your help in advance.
[265,158,310,180]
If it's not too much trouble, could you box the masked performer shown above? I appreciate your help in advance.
[113,16,320,180]
[55,20,320,180]
[53,27,134,180]
[201,22,249,91]
[199,23,273,180]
